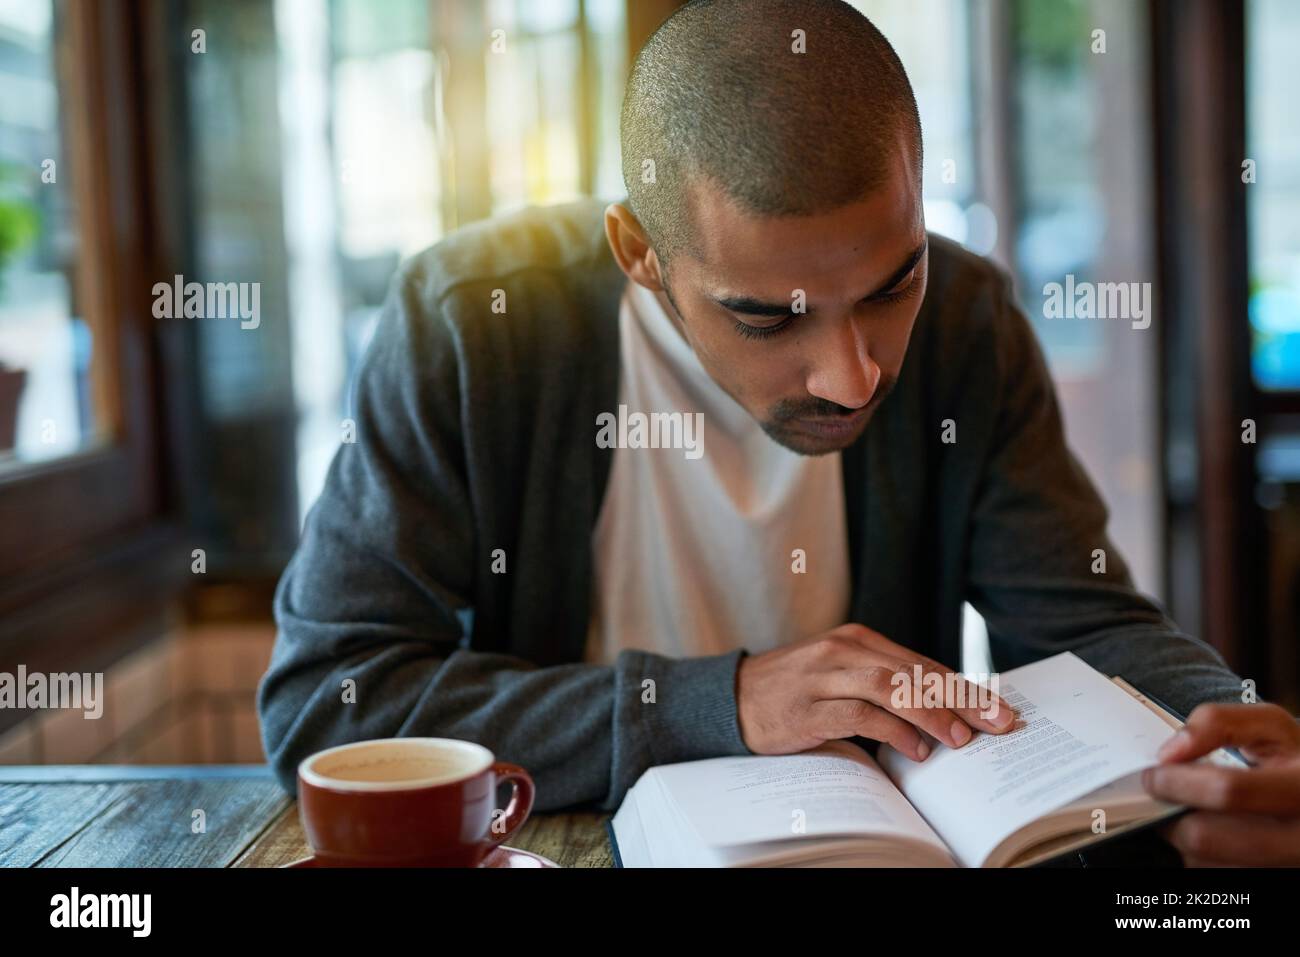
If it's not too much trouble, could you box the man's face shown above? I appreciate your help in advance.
[644,146,926,456]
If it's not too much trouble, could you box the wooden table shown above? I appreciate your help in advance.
[0,765,614,867]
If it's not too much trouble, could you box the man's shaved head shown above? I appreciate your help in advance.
[620,0,923,263]
[606,0,928,457]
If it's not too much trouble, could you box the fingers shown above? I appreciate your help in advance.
[808,699,930,763]
[1142,762,1300,816]
[825,625,1017,737]
[947,679,1017,736]
[840,625,1017,732]
[817,660,982,750]
[1161,810,1300,866]
[1157,703,1300,764]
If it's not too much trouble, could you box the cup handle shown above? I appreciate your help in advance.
[486,762,535,848]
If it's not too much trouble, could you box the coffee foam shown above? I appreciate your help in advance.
[304,739,492,790]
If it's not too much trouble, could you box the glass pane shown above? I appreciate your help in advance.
[849,0,982,251]
[1247,0,1300,391]
[587,0,627,200]
[0,0,97,466]
[1013,0,1105,378]
[1010,0,1161,594]
[237,0,628,521]
[331,0,440,261]
[183,0,301,565]
[486,0,584,213]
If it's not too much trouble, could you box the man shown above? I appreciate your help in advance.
[258,0,1300,865]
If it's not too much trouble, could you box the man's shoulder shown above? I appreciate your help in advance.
[392,197,620,309]
[364,199,623,414]
[916,231,1034,363]
[896,231,1046,427]
[923,232,1016,323]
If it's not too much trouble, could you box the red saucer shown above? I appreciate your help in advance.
[283,846,559,868]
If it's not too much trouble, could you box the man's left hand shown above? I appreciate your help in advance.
[1143,702,1300,866]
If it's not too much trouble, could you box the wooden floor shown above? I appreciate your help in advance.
[0,765,614,867]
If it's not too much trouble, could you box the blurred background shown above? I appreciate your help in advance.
[0,0,1296,767]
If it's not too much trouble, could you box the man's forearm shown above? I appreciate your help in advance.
[257,635,750,812]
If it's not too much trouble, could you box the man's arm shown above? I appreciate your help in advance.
[256,264,749,811]
[964,272,1246,717]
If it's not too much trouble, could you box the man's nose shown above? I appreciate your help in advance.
[804,317,881,410]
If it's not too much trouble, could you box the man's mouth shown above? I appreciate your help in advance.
[795,405,871,437]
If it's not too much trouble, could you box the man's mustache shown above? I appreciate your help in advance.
[769,374,897,422]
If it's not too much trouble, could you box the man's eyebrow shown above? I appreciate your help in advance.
[711,238,929,317]
[862,239,928,301]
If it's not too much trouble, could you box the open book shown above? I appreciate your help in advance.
[609,651,1246,867]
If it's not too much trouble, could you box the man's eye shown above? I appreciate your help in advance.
[876,270,918,304]
[733,315,794,341]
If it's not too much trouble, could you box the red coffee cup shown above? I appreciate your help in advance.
[297,737,535,867]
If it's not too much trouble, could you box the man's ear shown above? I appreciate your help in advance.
[604,203,665,292]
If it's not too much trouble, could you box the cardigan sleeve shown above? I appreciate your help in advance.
[256,261,751,812]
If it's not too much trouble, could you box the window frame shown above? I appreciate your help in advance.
[0,0,185,710]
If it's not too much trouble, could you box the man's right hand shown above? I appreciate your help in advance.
[735,623,1017,761]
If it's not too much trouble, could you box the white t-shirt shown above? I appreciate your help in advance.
[584,279,851,664]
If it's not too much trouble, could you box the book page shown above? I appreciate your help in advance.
[651,738,950,853]
[876,651,1179,867]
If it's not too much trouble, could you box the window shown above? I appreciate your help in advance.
[175,0,628,532]
[1006,0,1162,595]
[849,0,988,253]
[476,0,625,212]
[0,0,178,655]
[0,0,96,466]
[1012,0,1105,376]
[1247,0,1300,392]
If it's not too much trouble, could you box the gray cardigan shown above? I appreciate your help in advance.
[257,198,1244,810]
